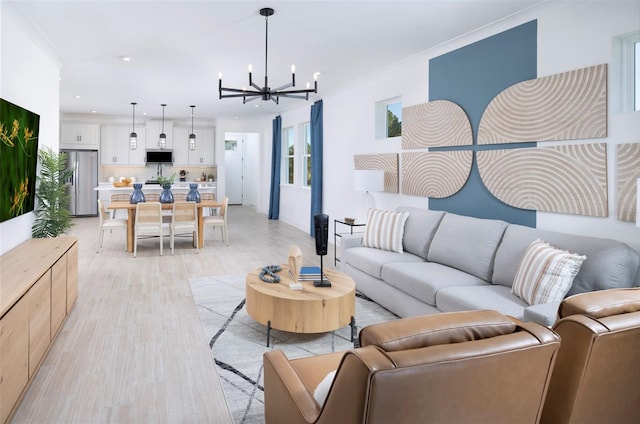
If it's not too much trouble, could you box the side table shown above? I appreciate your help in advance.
[334,219,366,266]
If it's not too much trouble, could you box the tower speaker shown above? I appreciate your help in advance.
[314,213,329,256]
[313,213,331,287]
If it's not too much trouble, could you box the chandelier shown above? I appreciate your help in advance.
[218,7,318,104]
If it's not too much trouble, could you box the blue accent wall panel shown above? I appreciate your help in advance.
[428,20,537,227]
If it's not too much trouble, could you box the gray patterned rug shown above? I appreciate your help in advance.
[189,275,398,423]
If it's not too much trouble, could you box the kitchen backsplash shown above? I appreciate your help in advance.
[100,164,216,183]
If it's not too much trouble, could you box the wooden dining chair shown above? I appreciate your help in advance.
[97,199,127,252]
[134,202,163,257]
[170,201,198,255]
[110,193,130,218]
[203,196,229,246]
[200,192,217,216]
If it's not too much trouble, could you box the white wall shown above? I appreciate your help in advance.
[0,8,61,254]
[262,0,640,250]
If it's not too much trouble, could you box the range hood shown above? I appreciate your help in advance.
[145,150,173,163]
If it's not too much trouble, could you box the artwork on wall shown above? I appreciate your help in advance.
[616,143,640,222]
[0,98,40,223]
[477,143,608,217]
[401,100,473,149]
[353,154,399,193]
[478,64,607,145]
[401,151,473,198]
[427,20,538,227]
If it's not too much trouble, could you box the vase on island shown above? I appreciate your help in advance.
[129,183,145,204]
[186,183,201,203]
[159,183,174,203]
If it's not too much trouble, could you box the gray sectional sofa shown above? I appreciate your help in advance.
[341,207,640,326]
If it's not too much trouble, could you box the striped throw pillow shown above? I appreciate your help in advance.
[362,209,410,253]
[512,239,587,305]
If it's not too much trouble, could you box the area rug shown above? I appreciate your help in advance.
[189,275,398,424]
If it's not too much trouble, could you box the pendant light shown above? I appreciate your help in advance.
[189,105,196,151]
[158,103,167,149]
[129,102,137,150]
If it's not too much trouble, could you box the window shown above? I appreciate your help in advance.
[282,127,295,184]
[375,96,402,139]
[635,41,640,110]
[225,139,237,150]
[302,123,311,187]
[612,30,640,113]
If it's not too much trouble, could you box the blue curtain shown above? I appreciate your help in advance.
[310,100,323,236]
[268,115,282,219]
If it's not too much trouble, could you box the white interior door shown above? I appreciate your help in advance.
[225,135,243,205]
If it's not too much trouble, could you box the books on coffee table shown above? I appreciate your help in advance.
[298,266,325,281]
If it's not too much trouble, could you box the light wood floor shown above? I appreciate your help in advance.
[11,206,325,423]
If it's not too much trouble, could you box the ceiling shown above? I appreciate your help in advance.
[5,0,547,122]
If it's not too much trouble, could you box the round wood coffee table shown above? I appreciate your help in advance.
[245,266,356,346]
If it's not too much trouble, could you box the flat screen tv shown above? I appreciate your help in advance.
[0,98,40,223]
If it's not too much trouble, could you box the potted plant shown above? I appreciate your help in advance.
[157,173,176,203]
[32,146,75,238]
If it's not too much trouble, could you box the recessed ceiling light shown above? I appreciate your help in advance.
[74,95,81,99]
[254,104,260,108]
[118,56,131,62]
[91,110,97,114]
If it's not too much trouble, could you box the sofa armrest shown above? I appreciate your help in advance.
[523,301,562,327]
[340,234,363,253]
[359,310,517,351]
[263,350,321,423]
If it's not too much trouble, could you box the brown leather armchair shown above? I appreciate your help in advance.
[264,310,560,424]
[540,288,640,424]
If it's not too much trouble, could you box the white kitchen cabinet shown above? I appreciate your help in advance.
[60,123,100,149]
[173,126,215,166]
[145,120,174,150]
[100,126,145,165]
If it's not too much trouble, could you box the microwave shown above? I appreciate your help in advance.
[145,150,173,163]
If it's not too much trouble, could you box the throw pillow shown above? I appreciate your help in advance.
[512,239,587,305]
[362,209,410,253]
[312,369,336,406]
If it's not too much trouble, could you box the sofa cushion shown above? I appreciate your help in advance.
[395,207,445,260]
[362,209,410,253]
[436,285,529,320]
[382,262,488,306]
[523,301,562,327]
[427,213,508,281]
[512,239,586,305]
[492,224,639,296]
[343,246,423,280]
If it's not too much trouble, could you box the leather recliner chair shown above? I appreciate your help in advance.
[264,310,560,424]
[540,287,640,424]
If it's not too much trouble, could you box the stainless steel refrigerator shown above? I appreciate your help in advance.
[62,150,98,216]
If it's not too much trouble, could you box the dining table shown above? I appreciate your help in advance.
[108,199,222,252]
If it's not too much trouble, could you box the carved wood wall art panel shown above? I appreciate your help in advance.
[616,143,640,222]
[354,153,399,193]
[401,151,473,198]
[478,64,607,145]
[402,100,473,149]
[477,143,608,216]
